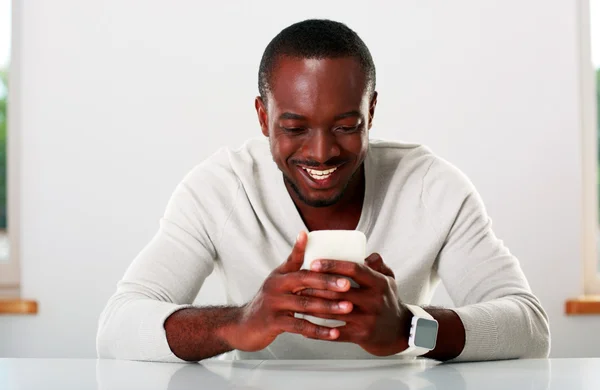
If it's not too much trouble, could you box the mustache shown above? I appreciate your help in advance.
[290,159,349,168]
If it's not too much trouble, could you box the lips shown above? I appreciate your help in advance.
[296,164,345,189]
[301,166,339,180]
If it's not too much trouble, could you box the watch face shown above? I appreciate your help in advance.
[414,318,438,350]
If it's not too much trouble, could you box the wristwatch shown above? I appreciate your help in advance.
[397,304,439,356]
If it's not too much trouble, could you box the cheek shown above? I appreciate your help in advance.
[270,135,297,163]
[339,133,368,157]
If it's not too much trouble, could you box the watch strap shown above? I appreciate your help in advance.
[397,304,435,356]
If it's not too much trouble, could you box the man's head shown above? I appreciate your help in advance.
[255,19,377,208]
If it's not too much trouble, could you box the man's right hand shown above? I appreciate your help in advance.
[224,231,354,352]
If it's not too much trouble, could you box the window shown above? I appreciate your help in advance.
[582,0,600,294]
[0,0,18,296]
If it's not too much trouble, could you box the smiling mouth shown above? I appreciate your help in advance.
[300,166,339,181]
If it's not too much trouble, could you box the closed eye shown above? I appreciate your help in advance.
[336,125,360,133]
[281,127,307,134]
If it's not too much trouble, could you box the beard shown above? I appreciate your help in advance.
[281,168,358,208]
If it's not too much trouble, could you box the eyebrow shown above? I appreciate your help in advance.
[334,110,362,120]
[279,112,306,120]
[278,110,362,121]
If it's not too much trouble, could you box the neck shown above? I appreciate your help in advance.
[287,165,365,232]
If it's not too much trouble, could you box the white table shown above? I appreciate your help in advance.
[1,358,599,389]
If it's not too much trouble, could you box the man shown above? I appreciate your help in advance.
[97,19,550,362]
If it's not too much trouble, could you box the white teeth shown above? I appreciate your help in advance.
[310,173,332,180]
[305,167,337,175]
[302,166,338,180]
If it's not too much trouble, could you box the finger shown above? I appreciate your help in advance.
[299,312,363,329]
[277,270,351,294]
[296,288,344,301]
[276,316,340,340]
[330,325,359,343]
[277,231,308,274]
[310,259,379,287]
[296,289,367,307]
[274,294,353,315]
[364,253,395,279]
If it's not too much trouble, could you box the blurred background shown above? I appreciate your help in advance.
[1,0,599,359]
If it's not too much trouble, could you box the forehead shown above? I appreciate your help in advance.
[268,56,368,115]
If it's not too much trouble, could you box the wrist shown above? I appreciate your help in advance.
[422,308,466,361]
[394,303,412,353]
[396,304,441,357]
[215,305,245,350]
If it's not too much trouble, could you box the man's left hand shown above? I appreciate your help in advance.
[297,254,412,356]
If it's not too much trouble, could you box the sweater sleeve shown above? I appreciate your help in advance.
[96,160,240,362]
[424,160,550,362]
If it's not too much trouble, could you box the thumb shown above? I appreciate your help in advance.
[277,231,308,274]
[365,253,395,279]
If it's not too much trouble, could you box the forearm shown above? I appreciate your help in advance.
[97,295,195,362]
[451,295,550,361]
[164,306,243,361]
[422,307,466,361]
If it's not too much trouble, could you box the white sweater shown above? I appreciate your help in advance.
[96,138,550,362]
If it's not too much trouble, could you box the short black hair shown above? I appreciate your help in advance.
[258,19,376,102]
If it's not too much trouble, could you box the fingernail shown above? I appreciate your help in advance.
[337,278,348,288]
[339,301,351,310]
[329,329,338,338]
[296,232,302,242]
[311,261,321,271]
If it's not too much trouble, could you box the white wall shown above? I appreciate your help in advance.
[1,0,597,358]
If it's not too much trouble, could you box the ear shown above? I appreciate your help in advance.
[368,91,378,130]
[255,96,269,137]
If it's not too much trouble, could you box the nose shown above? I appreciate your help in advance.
[303,129,341,165]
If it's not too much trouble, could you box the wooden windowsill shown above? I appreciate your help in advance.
[565,296,600,315]
[0,299,38,315]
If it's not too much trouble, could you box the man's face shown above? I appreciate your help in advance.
[255,56,377,208]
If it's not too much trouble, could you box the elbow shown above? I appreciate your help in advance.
[96,295,132,360]
[96,329,112,359]
[520,297,551,359]
[538,332,551,359]
[526,315,551,359]
[96,306,118,359]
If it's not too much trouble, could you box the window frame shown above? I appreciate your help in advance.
[0,0,21,297]
[580,0,600,295]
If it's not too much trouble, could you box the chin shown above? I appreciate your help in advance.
[301,195,342,208]
[284,175,345,208]
[295,186,347,208]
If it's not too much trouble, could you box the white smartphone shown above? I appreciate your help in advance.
[296,230,367,328]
